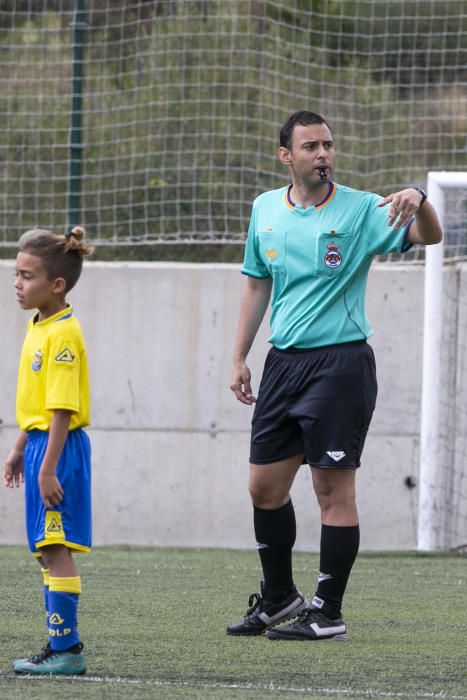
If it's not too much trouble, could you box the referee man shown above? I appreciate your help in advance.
[227,110,442,641]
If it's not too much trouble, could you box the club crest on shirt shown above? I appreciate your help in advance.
[32,349,43,372]
[324,241,342,269]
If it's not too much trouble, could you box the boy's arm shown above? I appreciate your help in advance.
[3,431,27,488]
[38,409,71,509]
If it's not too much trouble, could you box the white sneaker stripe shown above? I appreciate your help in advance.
[310,622,347,637]
[258,597,305,625]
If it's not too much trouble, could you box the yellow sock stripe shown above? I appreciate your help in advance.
[41,568,50,586]
[49,576,82,594]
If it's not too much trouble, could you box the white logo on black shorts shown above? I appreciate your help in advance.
[326,451,346,461]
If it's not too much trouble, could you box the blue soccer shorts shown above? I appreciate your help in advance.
[24,428,92,555]
[250,340,378,469]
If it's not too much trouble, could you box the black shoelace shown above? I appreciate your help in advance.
[27,645,57,665]
[246,592,263,616]
[25,642,82,664]
[295,608,318,624]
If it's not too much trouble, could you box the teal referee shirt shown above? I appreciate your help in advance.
[242,181,412,349]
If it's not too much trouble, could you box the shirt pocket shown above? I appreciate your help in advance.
[315,230,353,277]
[258,230,287,275]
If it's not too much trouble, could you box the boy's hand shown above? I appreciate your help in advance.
[37,410,70,508]
[38,472,64,509]
[3,449,24,488]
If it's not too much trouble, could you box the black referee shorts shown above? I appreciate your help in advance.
[250,340,378,469]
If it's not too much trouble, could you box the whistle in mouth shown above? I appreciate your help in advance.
[319,167,327,181]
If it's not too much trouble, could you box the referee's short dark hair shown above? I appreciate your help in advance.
[280,111,331,150]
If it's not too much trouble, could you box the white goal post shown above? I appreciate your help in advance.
[418,171,467,551]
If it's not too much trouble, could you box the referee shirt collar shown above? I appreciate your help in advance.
[285,182,336,213]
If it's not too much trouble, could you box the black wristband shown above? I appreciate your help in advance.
[412,187,427,209]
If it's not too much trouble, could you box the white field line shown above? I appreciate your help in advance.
[8,675,467,699]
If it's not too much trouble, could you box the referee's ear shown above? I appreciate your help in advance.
[278,147,292,166]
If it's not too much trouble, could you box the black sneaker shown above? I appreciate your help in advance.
[267,607,347,641]
[227,583,308,636]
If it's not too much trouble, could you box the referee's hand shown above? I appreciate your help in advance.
[378,187,422,229]
[230,363,257,405]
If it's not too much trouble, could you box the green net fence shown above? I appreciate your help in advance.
[0,0,465,253]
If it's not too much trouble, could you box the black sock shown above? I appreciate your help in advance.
[253,500,296,602]
[312,524,360,619]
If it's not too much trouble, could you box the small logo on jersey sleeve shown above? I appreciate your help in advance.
[324,241,342,269]
[265,248,277,261]
[32,349,43,372]
[54,347,75,363]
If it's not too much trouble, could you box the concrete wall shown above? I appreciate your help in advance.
[0,261,462,551]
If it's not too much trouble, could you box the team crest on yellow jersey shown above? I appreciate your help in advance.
[324,241,342,269]
[265,249,278,261]
[32,349,43,372]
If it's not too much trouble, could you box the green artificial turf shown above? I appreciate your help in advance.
[0,546,465,699]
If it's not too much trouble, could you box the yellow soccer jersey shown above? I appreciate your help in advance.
[16,305,91,431]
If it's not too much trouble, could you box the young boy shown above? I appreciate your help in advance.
[3,226,94,675]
